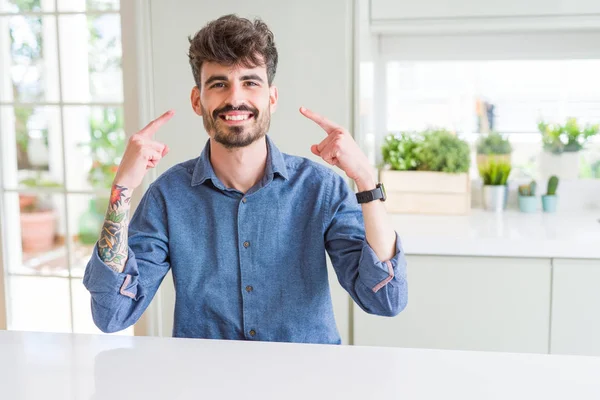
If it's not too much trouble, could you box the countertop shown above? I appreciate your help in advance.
[391,210,600,259]
[1,330,599,399]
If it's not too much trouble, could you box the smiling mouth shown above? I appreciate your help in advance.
[219,113,254,122]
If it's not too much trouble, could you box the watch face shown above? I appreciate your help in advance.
[378,183,387,201]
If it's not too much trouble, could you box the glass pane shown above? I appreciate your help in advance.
[72,278,133,335]
[63,106,125,191]
[58,14,123,102]
[8,275,71,333]
[68,194,109,278]
[57,0,119,11]
[2,191,69,276]
[0,0,55,13]
[0,106,64,189]
[386,60,600,134]
[0,15,59,103]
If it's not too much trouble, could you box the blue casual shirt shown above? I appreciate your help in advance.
[83,135,408,344]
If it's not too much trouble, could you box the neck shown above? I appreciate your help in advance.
[209,136,268,193]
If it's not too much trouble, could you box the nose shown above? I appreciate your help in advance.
[224,82,246,108]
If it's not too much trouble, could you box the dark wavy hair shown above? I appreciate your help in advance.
[188,14,278,88]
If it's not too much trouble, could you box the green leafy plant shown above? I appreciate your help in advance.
[381,133,421,171]
[518,180,537,196]
[382,129,471,174]
[476,131,512,155]
[417,129,471,173]
[538,118,599,154]
[478,160,512,186]
[79,108,126,188]
[546,175,559,196]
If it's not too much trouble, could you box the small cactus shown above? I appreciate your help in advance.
[547,175,559,195]
[518,180,536,196]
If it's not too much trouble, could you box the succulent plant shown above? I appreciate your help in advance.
[518,180,537,197]
[546,175,559,196]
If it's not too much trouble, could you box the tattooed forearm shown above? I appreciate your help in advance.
[98,184,132,273]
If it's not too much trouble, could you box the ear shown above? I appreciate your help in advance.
[190,86,203,116]
[269,85,278,114]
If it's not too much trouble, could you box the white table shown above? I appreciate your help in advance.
[1,331,599,399]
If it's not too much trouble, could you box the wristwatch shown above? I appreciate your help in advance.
[356,183,386,204]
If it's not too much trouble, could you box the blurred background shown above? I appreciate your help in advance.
[0,0,599,358]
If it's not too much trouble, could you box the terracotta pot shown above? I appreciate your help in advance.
[20,210,57,253]
[19,194,37,210]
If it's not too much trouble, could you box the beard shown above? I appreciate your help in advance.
[201,103,271,149]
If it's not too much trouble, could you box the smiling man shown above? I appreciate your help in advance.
[83,14,408,344]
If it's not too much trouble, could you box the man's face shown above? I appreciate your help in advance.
[191,61,278,149]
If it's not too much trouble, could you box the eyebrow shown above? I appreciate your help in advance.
[204,74,265,86]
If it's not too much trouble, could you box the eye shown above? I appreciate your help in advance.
[245,81,259,87]
[210,82,225,89]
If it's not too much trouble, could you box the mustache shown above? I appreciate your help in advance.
[213,104,258,120]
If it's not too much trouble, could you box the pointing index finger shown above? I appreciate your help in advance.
[139,110,175,137]
[299,107,339,135]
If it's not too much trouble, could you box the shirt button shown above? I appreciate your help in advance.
[242,197,247,203]
[243,241,250,248]
[249,330,256,337]
[245,285,253,292]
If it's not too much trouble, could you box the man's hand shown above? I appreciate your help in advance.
[113,110,174,190]
[300,107,375,190]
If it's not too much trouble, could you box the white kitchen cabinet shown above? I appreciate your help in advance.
[550,258,600,356]
[354,255,551,353]
[370,0,600,21]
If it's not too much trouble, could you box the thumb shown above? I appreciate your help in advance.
[310,144,320,156]
[162,144,170,157]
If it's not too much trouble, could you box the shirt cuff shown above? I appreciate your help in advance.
[358,231,406,293]
[83,243,141,301]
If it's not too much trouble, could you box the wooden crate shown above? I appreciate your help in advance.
[380,170,471,215]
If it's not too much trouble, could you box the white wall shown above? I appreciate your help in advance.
[140,0,356,343]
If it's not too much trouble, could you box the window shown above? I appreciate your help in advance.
[384,60,600,180]
[0,0,132,335]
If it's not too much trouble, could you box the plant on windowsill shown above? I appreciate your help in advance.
[517,180,537,213]
[18,173,62,253]
[478,160,511,212]
[541,175,559,213]
[538,118,599,181]
[380,129,471,215]
[475,131,512,169]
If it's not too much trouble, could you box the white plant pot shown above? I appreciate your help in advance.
[538,151,579,183]
[482,185,508,212]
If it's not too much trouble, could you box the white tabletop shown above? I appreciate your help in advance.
[1,330,600,399]
[392,210,600,259]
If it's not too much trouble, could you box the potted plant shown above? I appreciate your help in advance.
[478,160,511,212]
[476,131,512,169]
[538,118,599,181]
[517,180,537,213]
[380,129,471,214]
[18,174,62,253]
[542,175,559,213]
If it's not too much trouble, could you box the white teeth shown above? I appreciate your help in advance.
[224,114,251,121]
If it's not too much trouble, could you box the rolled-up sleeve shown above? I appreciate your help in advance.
[324,172,408,317]
[82,186,170,333]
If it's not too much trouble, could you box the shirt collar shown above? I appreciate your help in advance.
[191,135,289,187]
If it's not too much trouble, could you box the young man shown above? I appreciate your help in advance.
[83,14,407,344]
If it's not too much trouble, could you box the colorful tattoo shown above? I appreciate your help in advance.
[98,184,131,273]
